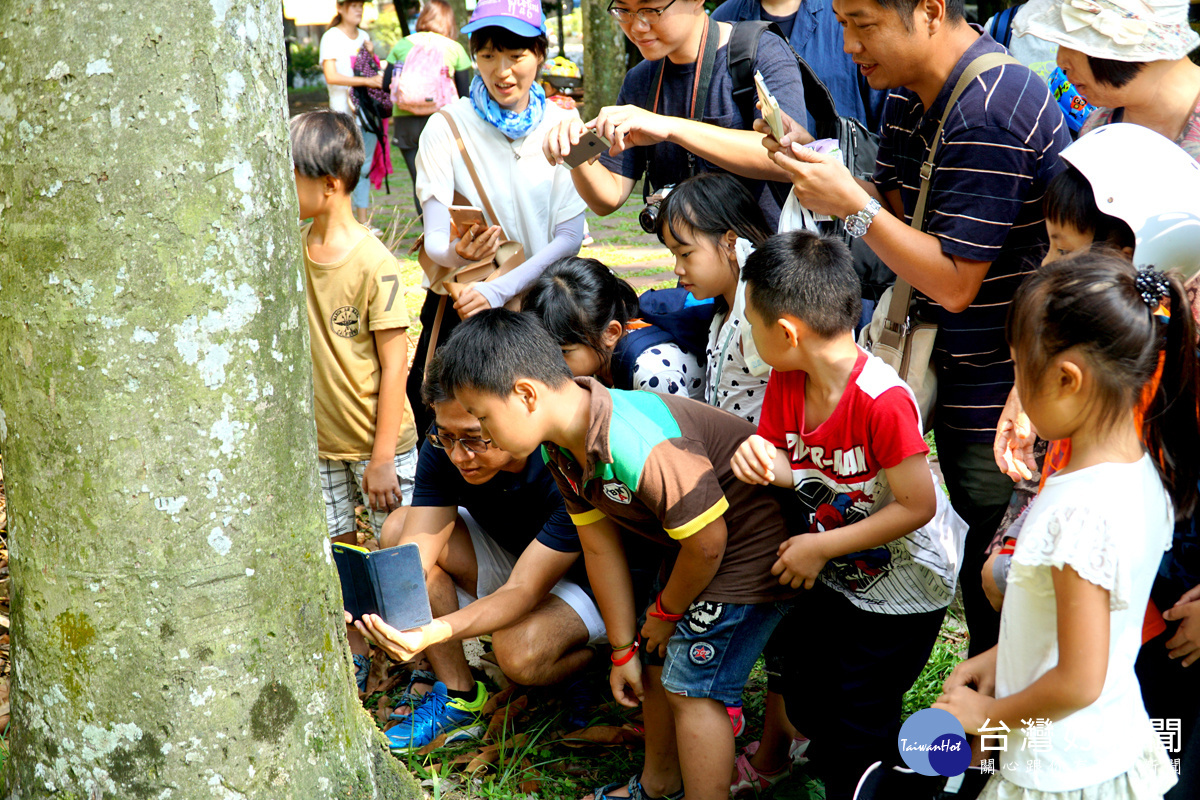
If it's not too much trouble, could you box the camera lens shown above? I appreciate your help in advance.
[639,203,659,234]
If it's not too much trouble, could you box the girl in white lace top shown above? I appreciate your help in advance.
[934,252,1200,800]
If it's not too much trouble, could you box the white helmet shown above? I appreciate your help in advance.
[1059,123,1200,277]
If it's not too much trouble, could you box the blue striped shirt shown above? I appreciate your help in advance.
[874,29,1070,442]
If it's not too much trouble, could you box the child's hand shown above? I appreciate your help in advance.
[362,458,403,512]
[609,657,644,708]
[640,613,676,660]
[771,534,828,590]
[452,285,492,320]
[732,435,778,485]
[941,647,997,698]
[362,457,403,512]
[356,614,452,663]
[933,685,994,735]
[1163,583,1200,666]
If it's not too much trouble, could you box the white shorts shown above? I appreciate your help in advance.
[454,509,607,645]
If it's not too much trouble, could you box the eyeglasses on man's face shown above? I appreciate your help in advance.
[426,430,493,455]
[607,0,678,25]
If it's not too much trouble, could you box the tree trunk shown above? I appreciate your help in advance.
[582,1,629,121]
[448,0,470,50]
[0,2,420,798]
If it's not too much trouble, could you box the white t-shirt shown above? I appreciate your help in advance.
[415,98,588,304]
[319,26,369,116]
[705,279,771,426]
[995,455,1174,791]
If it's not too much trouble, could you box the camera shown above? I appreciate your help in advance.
[638,184,676,234]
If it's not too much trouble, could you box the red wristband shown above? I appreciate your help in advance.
[647,592,685,623]
[610,638,640,666]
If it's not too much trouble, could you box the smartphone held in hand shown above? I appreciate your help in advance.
[754,70,785,141]
[564,129,612,169]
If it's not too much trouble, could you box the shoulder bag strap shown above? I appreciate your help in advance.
[642,18,720,204]
[884,52,1020,337]
[436,109,508,240]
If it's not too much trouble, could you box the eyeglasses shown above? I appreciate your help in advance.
[607,0,678,25]
[426,430,493,455]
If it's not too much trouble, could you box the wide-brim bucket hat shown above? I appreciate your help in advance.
[461,0,547,38]
[1014,0,1200,62]
[1061,123,1200,275]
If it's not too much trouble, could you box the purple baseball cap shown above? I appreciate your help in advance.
[460,0,547,38]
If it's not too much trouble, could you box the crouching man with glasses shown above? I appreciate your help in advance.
[355,354,606,751]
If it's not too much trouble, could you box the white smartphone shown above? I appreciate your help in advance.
[754,70,785,141]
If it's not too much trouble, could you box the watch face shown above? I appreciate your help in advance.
[846,214,868,238]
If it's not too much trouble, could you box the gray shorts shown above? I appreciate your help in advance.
[319,447,419,538]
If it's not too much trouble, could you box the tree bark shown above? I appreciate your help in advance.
[582,1,629,121]
[0,2,420,798]
[448,0,470,50]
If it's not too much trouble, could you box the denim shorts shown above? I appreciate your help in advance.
[657,599,791,705]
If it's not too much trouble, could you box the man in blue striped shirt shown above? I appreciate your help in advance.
[766,0,1070,659]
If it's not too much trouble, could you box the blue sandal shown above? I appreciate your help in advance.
[590,774,684,800]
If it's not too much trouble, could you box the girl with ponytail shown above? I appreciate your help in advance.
[936,251,1197,799]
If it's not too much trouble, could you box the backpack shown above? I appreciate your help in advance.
[728,21,880,187]
[636,287,717,359]
[352,42,394,137]
[610,323,679,392]
[988,2,1021,48]
[728,22,894,301]
[392,34,459,116]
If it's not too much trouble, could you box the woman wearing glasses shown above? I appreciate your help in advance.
[362,354,606,752]
[543,0,808,230]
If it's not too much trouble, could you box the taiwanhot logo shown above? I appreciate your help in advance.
[897,709,971,777]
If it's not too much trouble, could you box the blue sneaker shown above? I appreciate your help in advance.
[385,681,488,751]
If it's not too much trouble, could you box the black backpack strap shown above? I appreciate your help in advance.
[727,21,767,134]
[727,20,841,140]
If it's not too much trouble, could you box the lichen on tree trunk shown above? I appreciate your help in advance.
[0,2,419,798]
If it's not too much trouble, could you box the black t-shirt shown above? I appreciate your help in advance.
[411,443,587,585]
[599,31,806,230]
[760,7,797,40]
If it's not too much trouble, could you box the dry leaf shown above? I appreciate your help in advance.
[360,652,393,695]
[484,694,528,742]
[462,734,529,774]
[416,732,448,756]
[480,684,517,717]
[558,725,644,747]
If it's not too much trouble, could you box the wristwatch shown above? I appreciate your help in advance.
[845,198,882,239]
